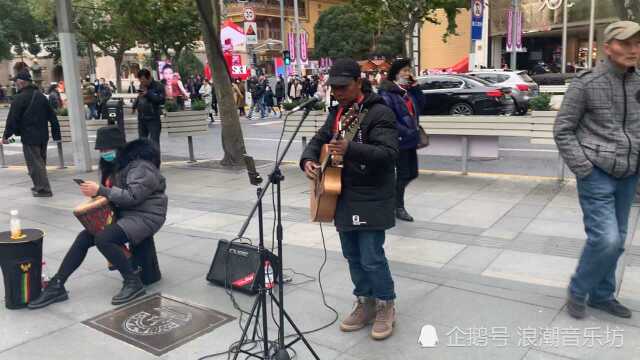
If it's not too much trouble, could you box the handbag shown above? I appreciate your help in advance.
[417,125,429,149]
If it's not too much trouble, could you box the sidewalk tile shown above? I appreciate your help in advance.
[171,212,247,232]
[523,349,577,359]
[482,250,576,288]
[619,266,640,302]
[0,323,156,360]
[434,200,514,228]
[523,219,585,240]
[482,216,532,240]
[387,237,466,269]
[444,246,503,274]
[538,311,640,360]
[0,307,75,353]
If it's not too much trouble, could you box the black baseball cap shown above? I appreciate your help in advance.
[11,71,32,82]
[95,126,126,150]
[327,59,361,87]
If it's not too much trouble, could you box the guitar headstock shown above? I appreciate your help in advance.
[340,105,362,141]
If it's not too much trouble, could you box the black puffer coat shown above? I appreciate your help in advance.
[300,92,399,232]
[97,139,168,245]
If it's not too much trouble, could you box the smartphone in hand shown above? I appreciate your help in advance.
[73,179,85,185]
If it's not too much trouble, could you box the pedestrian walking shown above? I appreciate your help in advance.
[248,75,267,119]
[82,77,98,119]
[275,75,285,113]
[289,78,303,102]
[378,58,424,222]
[263,85,279,117]
[233,79,246,116]
[554,21,640,320]
[1,70,61,197]
[47,83,62,111]
[199,79,215,123]
[133,69,165,148]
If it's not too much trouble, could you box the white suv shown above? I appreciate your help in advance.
[468,70,539,115]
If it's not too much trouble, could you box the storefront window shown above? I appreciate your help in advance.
[491,0,621,35]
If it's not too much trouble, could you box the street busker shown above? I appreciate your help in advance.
[378,58,425,222]
[554,21,640,320]
[301,59,399,340]
[28,126,168,309]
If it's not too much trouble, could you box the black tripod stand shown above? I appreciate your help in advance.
[232,106,320,360]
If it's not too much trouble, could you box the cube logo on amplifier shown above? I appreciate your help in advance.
[207,240,279,295]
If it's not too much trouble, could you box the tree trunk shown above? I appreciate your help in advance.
[196,0,247,166]
[114,54,124,93]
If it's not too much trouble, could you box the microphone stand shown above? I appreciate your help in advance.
[232,105,320,360]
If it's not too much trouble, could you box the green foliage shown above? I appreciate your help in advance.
[190,99,206,111]
[529,94,552,112]
[314,3,403,59]
[314,4,373,59]
[164,100,179,112]
[351,0,466,55]
[122,0,201,62]
[0,0,51,61]
[175,50,204,79]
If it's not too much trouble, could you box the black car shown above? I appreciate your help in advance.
[416,74,515,116]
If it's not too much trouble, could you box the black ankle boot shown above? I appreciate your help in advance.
[28,276,68,309]
[396,208,414,222]
[112,274,145,305]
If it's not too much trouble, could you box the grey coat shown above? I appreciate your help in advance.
[97,139,168,245]
[554,59,640,179]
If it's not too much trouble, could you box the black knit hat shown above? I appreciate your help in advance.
[95,126,125,150]
[387,58,412,81]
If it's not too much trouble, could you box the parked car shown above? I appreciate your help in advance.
[416,74,514,116]
[468,69,539,115]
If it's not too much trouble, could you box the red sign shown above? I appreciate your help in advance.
[224,52,250,80]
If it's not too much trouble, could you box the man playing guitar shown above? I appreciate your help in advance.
[300,59,399,340]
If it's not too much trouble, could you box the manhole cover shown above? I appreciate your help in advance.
[82,293,235,356]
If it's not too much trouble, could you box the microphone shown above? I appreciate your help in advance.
[291,93,323,112]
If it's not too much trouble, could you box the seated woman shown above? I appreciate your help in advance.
[29,126,168,309]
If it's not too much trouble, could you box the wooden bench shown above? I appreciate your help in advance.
[421,111,565,178]
[164,110,209,162]
[282,111,328,148]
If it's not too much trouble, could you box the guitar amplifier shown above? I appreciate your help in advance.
[207,240,279,295]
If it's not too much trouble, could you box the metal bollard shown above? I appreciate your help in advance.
[302,136,308,149]
[187,136,196,163]
[0,143,6,168]
[56,142,66,169]
[461,136,469,175]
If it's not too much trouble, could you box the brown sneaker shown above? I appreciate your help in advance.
[340,297,376,332]
[371,299,395,340]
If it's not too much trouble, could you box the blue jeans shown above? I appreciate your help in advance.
[569,166,639,303]
[248,96,265,118]
[339,230,396,301]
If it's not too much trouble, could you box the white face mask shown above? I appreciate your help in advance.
[396,77,410,86]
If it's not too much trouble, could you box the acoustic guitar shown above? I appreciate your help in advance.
[310,105,364,222]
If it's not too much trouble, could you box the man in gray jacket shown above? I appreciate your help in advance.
[554,21,640,319]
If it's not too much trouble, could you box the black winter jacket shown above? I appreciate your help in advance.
[134,80,165,123]
[98,139,168,245]
[300,92,399,232]
[3,85,61,145]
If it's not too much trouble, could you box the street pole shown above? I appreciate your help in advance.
[280,0,286,47]
[561,0,568,74]
[56,0,92,172]
[469,0,475,71]
[510,0,518,70]
[293,0,302,75]
[587,0,595,69]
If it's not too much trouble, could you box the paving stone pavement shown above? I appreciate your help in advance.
[0,162,639,359]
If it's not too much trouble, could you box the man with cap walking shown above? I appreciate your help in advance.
[2,70,61,197]
[555,20,640,319]
[301,59,399,340]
